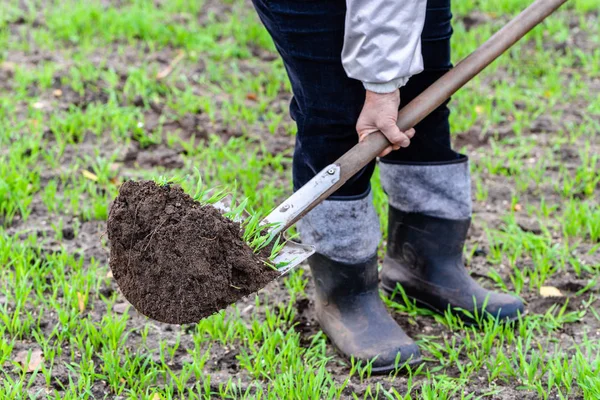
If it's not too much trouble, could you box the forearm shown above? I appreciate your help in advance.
[342,0,427,93]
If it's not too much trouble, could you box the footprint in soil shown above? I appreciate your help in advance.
[215,349,240,372]
[123,144,185,169]
[61,227,75,240]
[528,296,571,314]
[292,298,318,347]
[526,275,594,315]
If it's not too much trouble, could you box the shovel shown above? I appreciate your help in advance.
[250,0,567,273]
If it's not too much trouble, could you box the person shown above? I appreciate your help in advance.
[251,0,524,373]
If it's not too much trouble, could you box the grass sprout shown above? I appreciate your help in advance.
[1,0,598,397]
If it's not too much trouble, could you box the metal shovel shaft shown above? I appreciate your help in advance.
[263,0,568,235]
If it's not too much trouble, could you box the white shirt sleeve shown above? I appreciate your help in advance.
[341,0,427,93]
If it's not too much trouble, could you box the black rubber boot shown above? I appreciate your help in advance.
[381,207,524,324]
[309,253,421,373]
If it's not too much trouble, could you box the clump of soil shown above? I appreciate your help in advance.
[107,180,280,324]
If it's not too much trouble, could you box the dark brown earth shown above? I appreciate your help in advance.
[107,180,280,324]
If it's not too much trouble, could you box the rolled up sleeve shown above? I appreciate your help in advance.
[342,0,427,93]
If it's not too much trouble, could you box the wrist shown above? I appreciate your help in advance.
[362,77,409,94]
[365,89,398,100]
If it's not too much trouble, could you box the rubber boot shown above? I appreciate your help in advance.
[381,207,524,323]
[309,252,421,373]
[379,155,524,324]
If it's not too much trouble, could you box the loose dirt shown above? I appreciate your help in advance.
[107,180,280,324]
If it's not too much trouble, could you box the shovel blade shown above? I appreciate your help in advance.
[212,196,314,275]
[273,240,315,275]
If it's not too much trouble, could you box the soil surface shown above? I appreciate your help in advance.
[107,180,280,324]
[2,3,598,397]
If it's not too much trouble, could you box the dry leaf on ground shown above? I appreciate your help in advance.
[156,50,185,80]
[14,350,44,372]
[540,286,564,298]
[77,292,85,312]
[81,170,98,181]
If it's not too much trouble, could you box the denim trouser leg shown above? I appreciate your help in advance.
[252,0,370,198]
[252,0,459,261]
[252,0,457,197]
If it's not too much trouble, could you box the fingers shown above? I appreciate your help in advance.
[358,130,371,142]
[379,121,413,149]
[379,145,393,158]
[359,126,416,155]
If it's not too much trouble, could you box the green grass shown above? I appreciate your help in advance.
[0,0,598,398]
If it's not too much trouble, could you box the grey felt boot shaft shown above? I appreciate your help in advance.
[296,192,381,264]
[380,156,472,220]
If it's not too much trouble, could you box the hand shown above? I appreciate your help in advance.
[356,90,416,157]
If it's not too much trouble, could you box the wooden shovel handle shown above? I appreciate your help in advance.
[283,0,568,230]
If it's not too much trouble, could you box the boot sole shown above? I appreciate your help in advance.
[325,334,423,375]
[381,282,521,327]
[370,356,423,375]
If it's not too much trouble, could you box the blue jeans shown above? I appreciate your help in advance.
[252,0,458,198]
